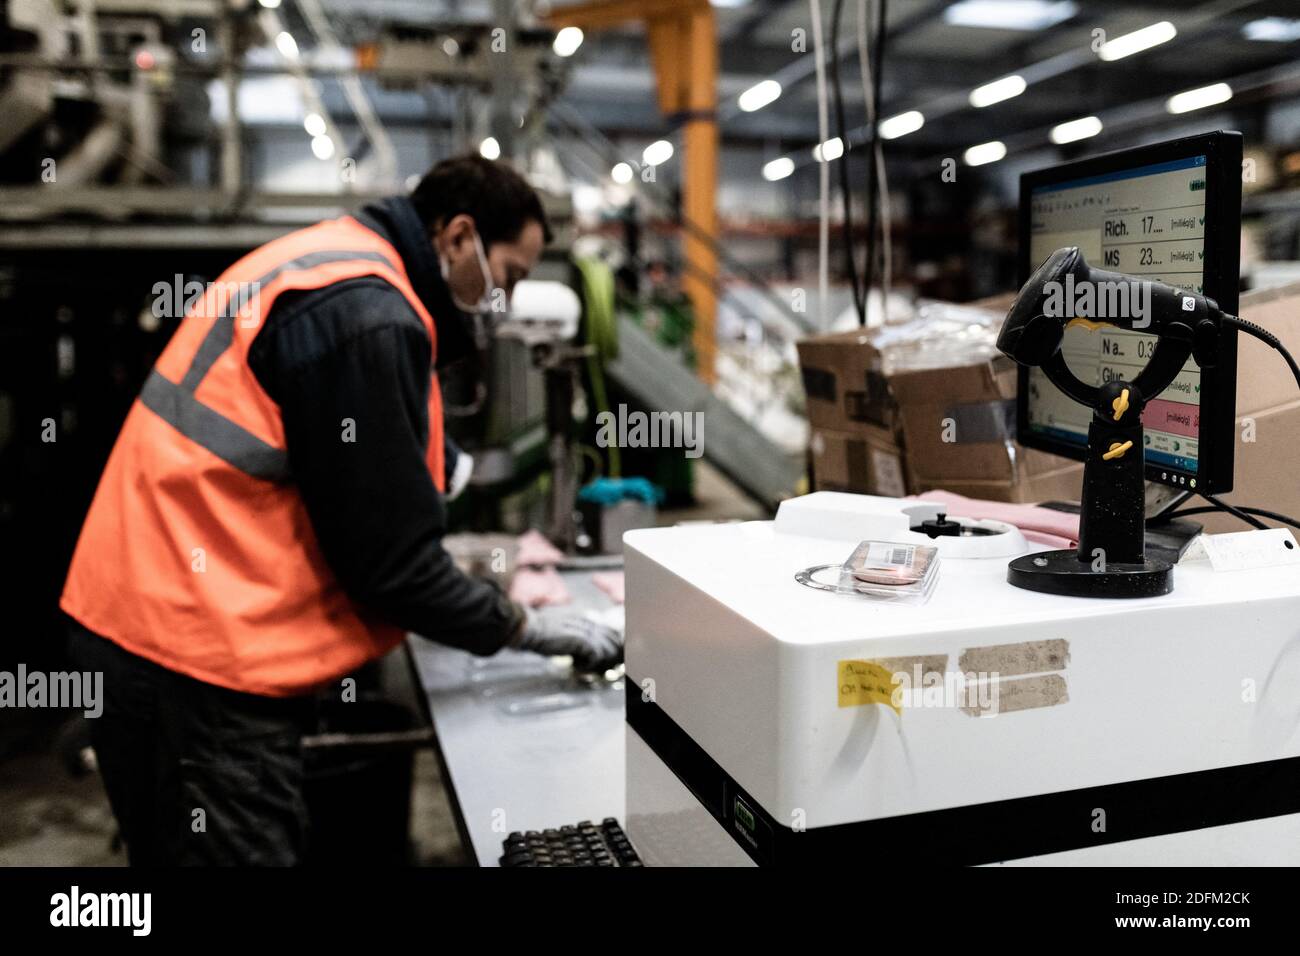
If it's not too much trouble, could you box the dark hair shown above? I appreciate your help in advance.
[409,154,552,247]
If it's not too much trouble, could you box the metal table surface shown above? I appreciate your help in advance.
[406,570,626,866]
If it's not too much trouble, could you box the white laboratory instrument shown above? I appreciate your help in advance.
[623,492,1300,865]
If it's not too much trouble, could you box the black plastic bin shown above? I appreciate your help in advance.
[303,698,425,866]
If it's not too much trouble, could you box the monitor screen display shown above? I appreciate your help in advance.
[1025,154,1209,476]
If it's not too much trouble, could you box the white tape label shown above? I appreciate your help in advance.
[1191,528,1300,572]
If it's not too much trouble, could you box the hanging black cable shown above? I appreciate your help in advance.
[1152,493,1268,531]
[861,0,887,319]
[1198,493,1269,530]
[831,0,865,324]
[1223,314,1300,390]
[1152,504,1300,533]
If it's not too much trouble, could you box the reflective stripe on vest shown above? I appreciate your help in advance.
[142,248,396,483]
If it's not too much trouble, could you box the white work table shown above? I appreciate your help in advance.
[405,571,626,866]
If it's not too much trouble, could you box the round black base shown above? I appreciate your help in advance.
[1007,549,1173,598]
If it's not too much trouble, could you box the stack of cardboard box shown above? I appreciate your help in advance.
[797,329,911,498]
[796,298,1083,503]
[798,282,1300,513]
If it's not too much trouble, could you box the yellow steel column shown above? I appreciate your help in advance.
[679,7,718,383]
[545,0,719,383]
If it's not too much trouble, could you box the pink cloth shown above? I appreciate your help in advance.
[508,566,572,608]
[516,529,565,566]
[591,571,626,604]
[910,490,1079,549]
[509,530,571,607]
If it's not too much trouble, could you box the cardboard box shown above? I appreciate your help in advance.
[796,304,1082,503]
[795,330,900,433]
[809,424,910,497]
[1196,281,1300,532]
[889,356,1082,502]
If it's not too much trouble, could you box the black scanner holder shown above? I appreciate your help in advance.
[997,247,1227,597]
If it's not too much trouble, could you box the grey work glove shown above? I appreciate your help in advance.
[512,606,624,672]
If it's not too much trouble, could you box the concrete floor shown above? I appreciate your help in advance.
[0,751,122,866]
[0,461,764,866]
[0,747,471,866]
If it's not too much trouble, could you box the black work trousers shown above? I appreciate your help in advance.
[66,619,317,866]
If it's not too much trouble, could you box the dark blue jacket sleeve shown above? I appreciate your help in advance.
[247,278,523,655]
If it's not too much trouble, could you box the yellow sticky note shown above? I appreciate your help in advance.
[838,660,902,714]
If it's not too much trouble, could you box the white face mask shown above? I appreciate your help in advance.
[440,229,500,318]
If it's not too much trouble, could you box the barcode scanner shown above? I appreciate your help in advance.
[996,246,1235,597]
[998,246,1229,407]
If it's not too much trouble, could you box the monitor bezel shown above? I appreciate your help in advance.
[1016,130,1241,495]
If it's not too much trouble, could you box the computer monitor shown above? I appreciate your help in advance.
[1017,131,1241,494]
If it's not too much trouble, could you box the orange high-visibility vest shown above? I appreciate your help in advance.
[61,216,447,697]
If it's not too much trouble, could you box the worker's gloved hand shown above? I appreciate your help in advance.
[513,607,624,672]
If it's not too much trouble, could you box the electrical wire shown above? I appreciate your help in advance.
[1223,314,1300,390]
[1145,315,1300,536]
[1200,493,1269,530]
[1147,493,1268,531]
[860,0,887,317]
[809,0,831,327]
[831,0,865,324]
[856,0,891,322]
[1153,504,1300,533]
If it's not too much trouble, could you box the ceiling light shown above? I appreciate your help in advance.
[611,162,633,184]
[762,157,795,181]
[813,137,844,162]
[1242,18,1300,42]
[1166,83,1232,115]
[310,135,334,160]
[1097,21,1176,61]
[879,110,924,139]
[303,113,326,137]
[275,31,299,59]
[1050,115,1102,144]
[479,136,501,160]
[553,27,584,57]
[738,79,783,113]
[969,74,1026,108]
[944,1,1076,31]
[643,140,674,166]
[964,140,1006,166]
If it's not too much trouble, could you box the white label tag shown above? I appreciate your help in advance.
[871,448,906,497]
[1193,529,1300,572]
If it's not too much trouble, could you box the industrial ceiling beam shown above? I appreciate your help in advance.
[725,0,800,44]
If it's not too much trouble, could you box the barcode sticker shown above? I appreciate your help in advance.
[864,542,915,567]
